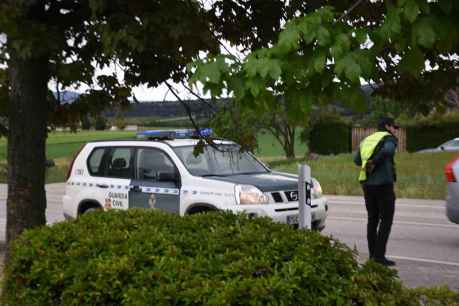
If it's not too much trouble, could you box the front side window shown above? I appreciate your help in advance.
[137,148,176,181]
[105,148,135,179]
[173,145,269,176]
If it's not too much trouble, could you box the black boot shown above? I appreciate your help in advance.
[374,257,396,266]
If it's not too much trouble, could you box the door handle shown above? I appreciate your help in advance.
[96,184,109,189]
[131,185,141,192]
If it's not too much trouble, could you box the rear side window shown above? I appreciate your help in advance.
[88,148,106,176]
[88,147,135,179]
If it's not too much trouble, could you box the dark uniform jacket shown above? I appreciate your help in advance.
[354,134,398,186]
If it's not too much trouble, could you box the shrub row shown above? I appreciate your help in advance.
[405,120,459,152]
[5,210,458,305]
[308,112,459,154]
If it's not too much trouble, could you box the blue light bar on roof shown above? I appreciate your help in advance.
[136,128,213,140]
[136,130,176,139]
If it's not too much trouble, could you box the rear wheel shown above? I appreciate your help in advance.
[82,206,102,214]
[78,201,102,216]
[187,206,217,215]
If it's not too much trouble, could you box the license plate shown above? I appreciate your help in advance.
[287,215,298,225]
[286,212,316,225]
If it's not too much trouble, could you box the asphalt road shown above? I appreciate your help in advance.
[1,184,458,289]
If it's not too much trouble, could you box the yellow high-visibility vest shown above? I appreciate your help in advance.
[358,131,391,181]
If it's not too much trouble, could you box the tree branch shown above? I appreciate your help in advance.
[337,0,365,22]
[180,80,217,113]
[164,81,201,134]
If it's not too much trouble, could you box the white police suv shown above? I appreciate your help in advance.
[63,129,328,229]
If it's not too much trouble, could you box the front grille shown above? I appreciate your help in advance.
[270,189,318,207]
[272,192,283,203]
[284,190,298,202]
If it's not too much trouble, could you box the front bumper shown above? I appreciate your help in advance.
[227,197,328,230]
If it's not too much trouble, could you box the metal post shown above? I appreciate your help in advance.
[298,164,312,229]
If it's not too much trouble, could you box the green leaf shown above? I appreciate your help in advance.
[245,54,259,78]
[258,59,271,78]
[312,52,326,73]
[380,8,401,38]
[278,24,300,53]
[439,0,453,14]
[197,56,228,84]
[245,78,264,97]
[354,50,374,78]
[268,60,282,80]
[330,34,350,59]
[399,47,425,77]
[340,87,367,113]
[403,0,420,23]
[354,30,368,45]
[335,55,361,83]
[285,90,313,122]
[413,18,436,48]
[316,26,331,46]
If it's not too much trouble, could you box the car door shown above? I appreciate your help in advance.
[86,146,135,211]
[129,147,181,213]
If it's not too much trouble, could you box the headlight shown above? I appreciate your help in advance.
[311,178,323,199]
[235,185,269,205]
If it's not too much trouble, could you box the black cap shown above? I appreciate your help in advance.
[378,116,399,130]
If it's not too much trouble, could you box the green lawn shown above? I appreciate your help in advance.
[254,130,307,158]
[0,130,456,199]
[0,130,136,160]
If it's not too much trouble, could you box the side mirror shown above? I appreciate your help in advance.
[440,146,445,151]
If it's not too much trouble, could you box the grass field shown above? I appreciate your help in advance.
[254,130,307,158]
[270,151,457,199]
[0,130,456,199]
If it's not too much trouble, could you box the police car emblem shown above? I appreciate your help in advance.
[148,193,157,209]
[104,198,112,209]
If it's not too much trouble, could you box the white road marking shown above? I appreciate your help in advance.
[328,216,459,229]
[387,255,459,267]
[329,201,445,210]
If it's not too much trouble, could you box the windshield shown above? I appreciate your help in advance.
[173,145,269,176]
[442,139,459,148]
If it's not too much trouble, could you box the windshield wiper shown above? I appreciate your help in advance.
[200,174,231,177]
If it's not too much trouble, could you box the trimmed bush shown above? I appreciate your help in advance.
[3,210,458,305]
[113,115,127,130]
[309,114,352,155]
[406,121,459,152]
[80,115,91,130]
[94,116,107,130]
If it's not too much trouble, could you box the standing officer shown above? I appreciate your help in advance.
[354,117,399,266]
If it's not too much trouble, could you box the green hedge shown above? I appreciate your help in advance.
[309,116,352,155]
[406,121,459,152]
[3,210,459,305]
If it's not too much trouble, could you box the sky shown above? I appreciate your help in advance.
[0,33,208,102]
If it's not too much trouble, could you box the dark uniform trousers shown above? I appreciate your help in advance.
[362,184,395,259]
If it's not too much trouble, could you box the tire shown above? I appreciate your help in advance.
[80,205,102,215]
[187,206,217,215]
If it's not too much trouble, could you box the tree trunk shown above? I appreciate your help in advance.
[6,53,49,259]
[281,126,295,159]
[284,133,295,159]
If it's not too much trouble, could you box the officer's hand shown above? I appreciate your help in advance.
[366,160,376,173]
